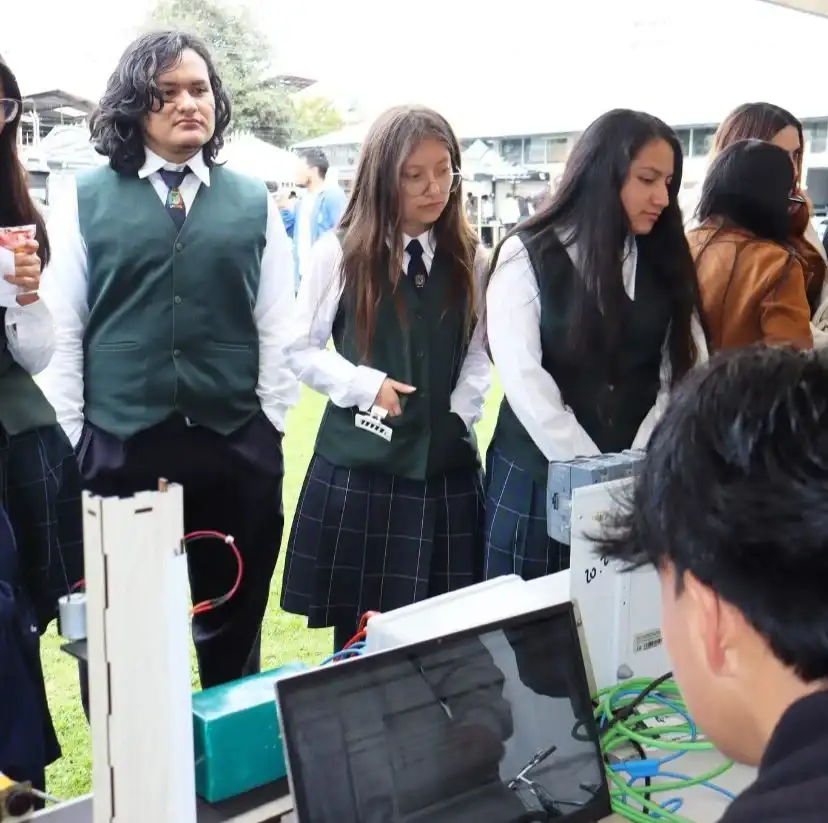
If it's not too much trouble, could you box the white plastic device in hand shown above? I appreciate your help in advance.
[355,405,393,442]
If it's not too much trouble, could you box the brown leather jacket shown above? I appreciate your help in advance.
[688,221,816,351]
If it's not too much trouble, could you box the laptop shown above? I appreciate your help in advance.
[275,602,615,823]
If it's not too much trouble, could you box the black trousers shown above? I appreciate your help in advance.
[76,413,284,712]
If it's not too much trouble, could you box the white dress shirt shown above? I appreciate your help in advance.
[486,233,708,463]
[0,248,56,374]
[284,229,491,428]
[38,147,298,447]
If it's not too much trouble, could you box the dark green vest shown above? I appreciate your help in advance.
[0,312,58,436]
[493,230,670,483]
[314,241,480,481]
[76,165,268,440]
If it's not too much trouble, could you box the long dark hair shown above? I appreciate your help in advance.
[714,102,803,183]
[339,105,478,359]
[696,139,795,244]
[489,108,702,387]
[0,56,49,265]
[90,30,232,176]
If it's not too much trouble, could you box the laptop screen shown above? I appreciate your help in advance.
[276,603,612,823]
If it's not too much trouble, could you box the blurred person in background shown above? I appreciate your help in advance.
[688,140,814,351]
[279,148,347,291]
[709,102,828,344]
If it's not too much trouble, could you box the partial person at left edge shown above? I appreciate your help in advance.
[38,31,298,709]
[0,53,85,800]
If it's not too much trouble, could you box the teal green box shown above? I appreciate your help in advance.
[192,662,306,803]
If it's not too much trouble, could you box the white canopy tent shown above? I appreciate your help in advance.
[218,133,299,187]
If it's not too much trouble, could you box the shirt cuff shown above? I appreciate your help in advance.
[353,365,387,412]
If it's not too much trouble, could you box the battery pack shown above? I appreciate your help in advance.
[192,662,306,803]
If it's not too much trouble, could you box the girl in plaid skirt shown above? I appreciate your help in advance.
[0,53,85,794]
[483,109,708,582]
[281,105,491,650]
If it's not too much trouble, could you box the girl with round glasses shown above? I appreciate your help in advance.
[483,109,707,582]
[281,104,490,651]
[0,52,84,802]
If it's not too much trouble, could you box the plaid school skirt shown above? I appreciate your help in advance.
[483,444,570,581]
[281,453,486,629]
[0,425,85,633]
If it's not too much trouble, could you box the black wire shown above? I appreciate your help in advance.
[600,671,673,736]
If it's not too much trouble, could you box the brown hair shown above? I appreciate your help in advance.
[338,105,477,359]
[0,56,50,265]
[713,102,804,185]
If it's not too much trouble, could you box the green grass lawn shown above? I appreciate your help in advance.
[42,378,504,799]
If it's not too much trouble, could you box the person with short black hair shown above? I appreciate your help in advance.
[598,344,828,823]
[280,147,347,290]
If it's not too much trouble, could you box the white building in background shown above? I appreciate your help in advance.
[291,0,828,211]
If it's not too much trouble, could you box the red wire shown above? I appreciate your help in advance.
[64,534,242,617]
[184,530,243,616]
[340,610,380,650]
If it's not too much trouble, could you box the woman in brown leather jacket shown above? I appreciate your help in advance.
[688,139,813,351]
[709,102,827,342]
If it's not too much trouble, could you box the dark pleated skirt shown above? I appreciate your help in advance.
[281,453,486,629]
[483,444,570,581]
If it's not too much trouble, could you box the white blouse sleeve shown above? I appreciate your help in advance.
[486,234,600,462]
[282,231,387,411]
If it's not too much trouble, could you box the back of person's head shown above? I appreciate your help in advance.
[714,102,802,179]
[600,345,828,766]
[338,104,476,358]
[0,53,50,264]
[696,139,794,244]
[488,108,701,388]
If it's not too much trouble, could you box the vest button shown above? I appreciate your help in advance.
[173,348,181,358]
[608,384,615,392]
[415,311,424,321]
[174,296,182,305]
[175,242,184,252]
[416,350,425,359]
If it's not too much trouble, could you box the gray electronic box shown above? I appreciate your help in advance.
[547,451,646,544]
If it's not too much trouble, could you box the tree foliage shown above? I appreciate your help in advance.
[291,96,345,143]
[144,0,295,145]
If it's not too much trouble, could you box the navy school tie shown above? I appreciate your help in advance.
[406,238,428,289]
[158,167,190,231]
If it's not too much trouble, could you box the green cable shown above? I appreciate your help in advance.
[593,677,735,823]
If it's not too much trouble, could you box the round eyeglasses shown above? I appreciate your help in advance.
[401,169,463,197]
[1,99,20,124]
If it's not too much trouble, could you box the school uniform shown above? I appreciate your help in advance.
[280,230,491,640]
[0,254,85,631]
[38,148,297,688]
[484,229,707,580]
[0,500,59,798]
[718,690,828,823]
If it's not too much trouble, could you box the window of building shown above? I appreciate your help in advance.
[675,129,691,157]
[526,137,548,164]
[690,128,716,157]
[501,138,523,165]
[804,120,828,154]
[545,137,569,163]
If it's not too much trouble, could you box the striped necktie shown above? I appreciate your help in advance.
[159,167,190,230]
